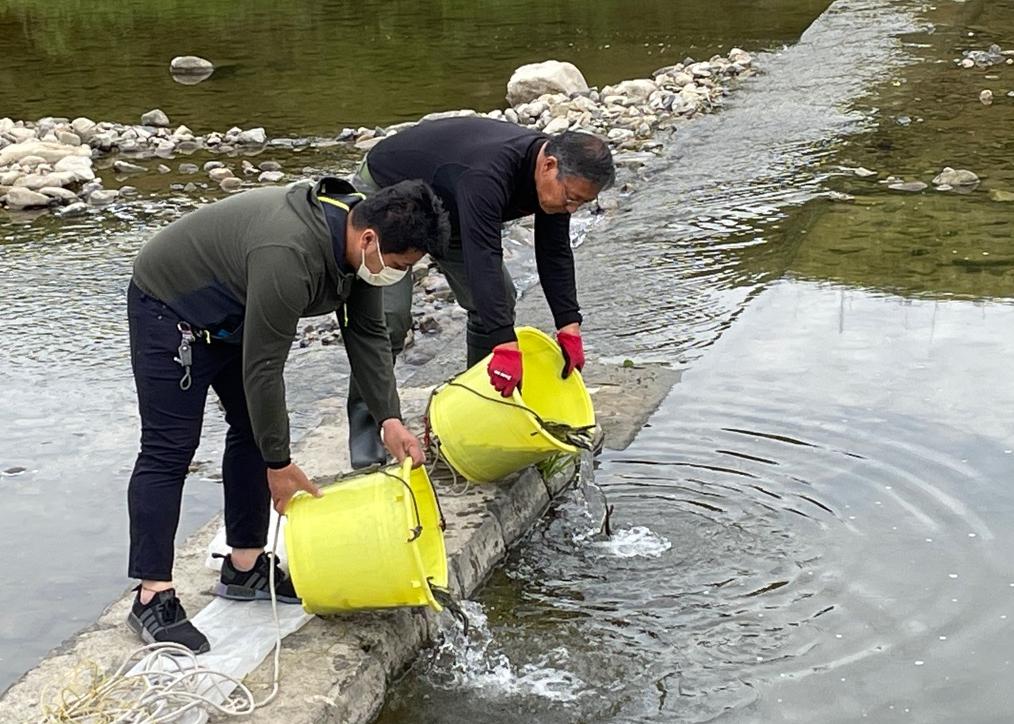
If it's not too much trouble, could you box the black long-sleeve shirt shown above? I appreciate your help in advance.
[366,117,582,347]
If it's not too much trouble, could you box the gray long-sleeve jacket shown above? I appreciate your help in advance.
[132,177,399,465]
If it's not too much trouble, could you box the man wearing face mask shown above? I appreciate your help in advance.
[345,116,615,469]
[124,177,449,654]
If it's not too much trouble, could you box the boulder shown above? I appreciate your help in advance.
[5,187,51,209]
[39,186,79,201]
[605,79,657,102]
[932,167,979,186]
[54,155,95,182]
[170,55,215,74]
[0,140,90,166]
[141,109,170,127]
[236,128,267,145]
[506,60,589,106]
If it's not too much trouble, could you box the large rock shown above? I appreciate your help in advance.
[932,167,979,186]
[506,60,589,106]
[604,79,657,102]
[4,187,51,209]
[0,140,90,166]
[53,155,95,182]
[236,128,267,145]
[141,109,170,127]
[170,55,215,74]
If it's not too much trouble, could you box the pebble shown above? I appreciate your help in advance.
[113,160,146,174]
[220,177,243,192]
[258,161,282,172]
[980,89,994,105]
[258,170,284,183]
[179,163,199,174]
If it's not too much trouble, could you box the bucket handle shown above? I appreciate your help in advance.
[375,460,424,542]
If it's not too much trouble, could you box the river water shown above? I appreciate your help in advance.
[375,0,1014,722]
[2,0,1013,720]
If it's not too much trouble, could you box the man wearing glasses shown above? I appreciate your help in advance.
[346,117,615,468]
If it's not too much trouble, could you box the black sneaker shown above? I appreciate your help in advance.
[126,587,210,654]
[213,552,301,604]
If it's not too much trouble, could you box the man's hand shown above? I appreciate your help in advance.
[487,342,522,397]
[267,462,322,514]
[557,323,585,378]
[381,418,425,467]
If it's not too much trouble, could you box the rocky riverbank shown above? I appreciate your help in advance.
[0,50,755,214]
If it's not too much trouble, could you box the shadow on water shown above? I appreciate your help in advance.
[378,0,1014,722]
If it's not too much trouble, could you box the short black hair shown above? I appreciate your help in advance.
[544,131,615,190]
[350,180,450,258]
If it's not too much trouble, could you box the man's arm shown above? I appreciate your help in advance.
[533,210,583,330]
[242,246,312,467]
[457,172,516,347]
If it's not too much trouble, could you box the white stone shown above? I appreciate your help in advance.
[0,170,18,185]
[5,187,51,209]
[141,109,170,127]
[170,55,215,74]
[0,140,90,166]
[543,116,571,134]
[932,167,979,186]
[208,167,234,182]
[0,118,14,133]
[56,201,90,217]
[853,167,877,177]
[506,60,589,106]
[607,128,634,143]
[728,47,753,66]
[355,136,384,151]
[53,155,95,182]
[113,160,147,174]
[88,189,119,206]
[420,109,478,122]
[7,128,37,143]
[980,89,993,105]
[236,128,267,145]
[258,171,284,183]
[39,186,79,201]
[220,177,243,192]
[57,131,81,146]
[71,117,96,138]
[609,79,657,102]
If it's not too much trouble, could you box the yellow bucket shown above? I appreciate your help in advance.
[427,326,595,483]
[284,459,447,613]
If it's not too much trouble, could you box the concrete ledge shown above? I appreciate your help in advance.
[0,356,676,723]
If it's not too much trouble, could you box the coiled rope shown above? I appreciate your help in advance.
[40,525,285,723]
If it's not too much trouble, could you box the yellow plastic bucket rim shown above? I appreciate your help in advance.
[398,458,443,611]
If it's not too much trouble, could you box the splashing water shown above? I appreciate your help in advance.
[590,525,672,559]
[425,601,585,703]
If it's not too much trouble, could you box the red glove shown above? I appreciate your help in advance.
[557,330,585,378]
[487,346,523,397]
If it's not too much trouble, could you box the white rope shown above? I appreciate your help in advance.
[41,526,285,723]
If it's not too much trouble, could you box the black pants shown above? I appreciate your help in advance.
[126,282,269,581]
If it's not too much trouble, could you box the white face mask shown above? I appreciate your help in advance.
[357,242,407,286]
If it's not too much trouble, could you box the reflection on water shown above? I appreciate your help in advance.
[0,0,828,134]
[378,0,1014,721]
